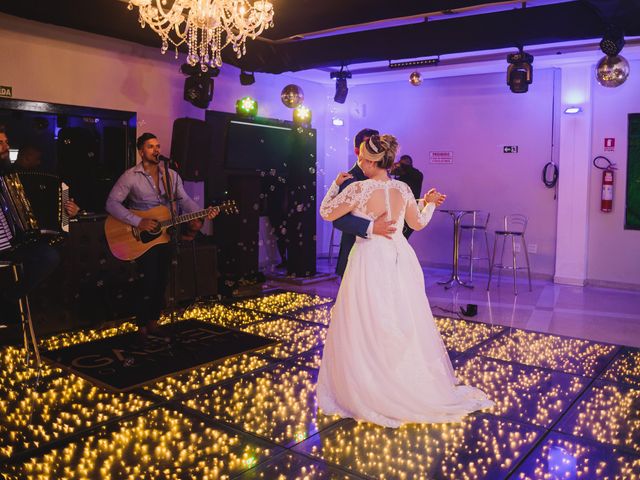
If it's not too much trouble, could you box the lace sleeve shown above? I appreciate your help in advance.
[320,181,361,221]
[403,182,436,231]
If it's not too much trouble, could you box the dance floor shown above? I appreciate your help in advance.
[1,290,639,479]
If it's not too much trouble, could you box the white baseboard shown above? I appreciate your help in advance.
[553,276,586,286]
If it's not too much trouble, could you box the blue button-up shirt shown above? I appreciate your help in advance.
[106,162,200,227]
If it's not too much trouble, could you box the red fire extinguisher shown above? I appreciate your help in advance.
[593,156,617,213]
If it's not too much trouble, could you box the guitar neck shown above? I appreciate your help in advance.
[159,208,211,228]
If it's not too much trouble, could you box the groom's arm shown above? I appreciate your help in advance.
[332,176,371,238]
[333,214,371,239]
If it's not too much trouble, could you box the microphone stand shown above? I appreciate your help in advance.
[162,156,180,324]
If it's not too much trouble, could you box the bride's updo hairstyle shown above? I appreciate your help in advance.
[359,134,399,170]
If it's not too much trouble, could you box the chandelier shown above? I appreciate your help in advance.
[128,0,274,69]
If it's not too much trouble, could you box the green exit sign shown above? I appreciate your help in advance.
[0,86,12,98]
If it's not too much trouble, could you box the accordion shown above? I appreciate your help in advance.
[0,171,69,251]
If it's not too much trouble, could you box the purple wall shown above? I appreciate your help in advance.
[344,70,559,276]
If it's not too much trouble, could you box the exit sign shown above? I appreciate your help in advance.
[0,86,12,98]
[503,145,519,153]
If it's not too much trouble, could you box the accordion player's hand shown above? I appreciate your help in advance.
[65,198,80,218]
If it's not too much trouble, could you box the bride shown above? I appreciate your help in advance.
[318,134,493,427]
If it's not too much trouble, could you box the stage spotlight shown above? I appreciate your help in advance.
[181,63,219,109]
[293,105,312,126]
[240,70,255,85]
[184,76,213,108]
[506,48,534,94]
[330,67,352,104]
[236,96,258,117]
[600,27,625,57]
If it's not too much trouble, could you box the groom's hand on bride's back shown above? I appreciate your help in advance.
[372,214,396,239]
[335,172,354,186]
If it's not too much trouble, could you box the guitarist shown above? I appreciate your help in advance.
[106,132,218,336]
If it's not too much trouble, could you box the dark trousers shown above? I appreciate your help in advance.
[403,223,414,239]
[134,244,171,327]
[1,240,60,324]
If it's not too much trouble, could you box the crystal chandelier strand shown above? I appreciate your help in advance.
[128,0,273,68]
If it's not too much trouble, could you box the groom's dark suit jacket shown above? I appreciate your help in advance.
[333,163,370,277]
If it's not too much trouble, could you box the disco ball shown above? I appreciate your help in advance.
[409,71,422,86]
[281,84,305,108]
[595,55,630,88]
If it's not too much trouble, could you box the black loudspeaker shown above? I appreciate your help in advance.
[169,241,218,302]
[57,127,101,212]
[213,174,260,281]
[286,128,317,277]
[170,118,211,181]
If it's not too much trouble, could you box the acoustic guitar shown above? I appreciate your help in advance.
[104,201,238,261]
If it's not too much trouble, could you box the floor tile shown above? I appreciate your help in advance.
[183,363,341,447]
[476,329,618,377]
[454,356,589,428]
[241,318,326,360]
[0,407,278,479]
[512,431,640,480]
[434,317,504,355]
[232,292,334,315]
[181,303,271,328]
[291,304,333,326]
[555,381,640,455]
[237,451,362,479]
[144,353,271,400]
[294,414,544,480]
[0,373,152,458]
[600,347,640,388]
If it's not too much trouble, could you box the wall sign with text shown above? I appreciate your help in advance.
[429,151,454,164]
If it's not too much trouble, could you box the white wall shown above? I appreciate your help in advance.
[588,58,640,286]
[347,69,559,276]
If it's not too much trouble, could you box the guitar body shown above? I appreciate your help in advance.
[105,200,237,261]
[104,205,173,261]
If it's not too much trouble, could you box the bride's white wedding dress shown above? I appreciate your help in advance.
[318,178,493,427]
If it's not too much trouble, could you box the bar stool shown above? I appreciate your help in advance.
[458,210,491,283]
[487,214,532,295]
[327,226,341,265]
[0,260,42,371]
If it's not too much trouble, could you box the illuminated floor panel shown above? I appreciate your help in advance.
[180,303,270,328]
[1,291,638,479]
[600,347,640,387]
[0,346,60,395]
[232,292,334,315]
[291,304,333,326]
[237,451,362,479]
[293,414,544,480]
[555,381,640,454]
[0,373,152,458]
[241,318,327,360]
[435,317,504,355]
[512,431,640,480]
[294,347,323,370]
[454,356,589,428]
[183,363,342,447]
[144,353,271,400]
[477,329,618,377]
[0,407,277,480]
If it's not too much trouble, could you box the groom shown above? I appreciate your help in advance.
[333,128,397,277]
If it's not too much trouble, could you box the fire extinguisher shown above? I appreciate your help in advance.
[593,156,617,212]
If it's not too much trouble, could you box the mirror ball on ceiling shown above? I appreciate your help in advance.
[595,55,630,88]
[409,71,422,86]
[281,84,305,108]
